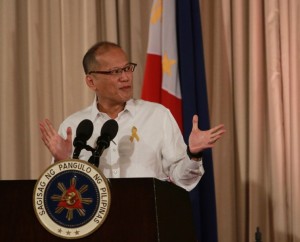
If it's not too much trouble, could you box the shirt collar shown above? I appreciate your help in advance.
[90,96,100,122]
[123,99,136,117]
[89,96,136,121]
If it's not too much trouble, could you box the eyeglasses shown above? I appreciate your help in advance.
[88,63,137,75]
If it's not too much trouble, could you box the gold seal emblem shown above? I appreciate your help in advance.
[33,159,111,239]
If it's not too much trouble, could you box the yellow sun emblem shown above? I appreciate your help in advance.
[51,177,93,221]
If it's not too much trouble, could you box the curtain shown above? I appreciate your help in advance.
[201,0,300,241]
[0,0,299,241]
[0,0,152,179]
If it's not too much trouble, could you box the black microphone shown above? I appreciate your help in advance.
[72,119,94,159]
[89,119,118,167]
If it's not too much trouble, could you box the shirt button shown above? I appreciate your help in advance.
[113,170,117,174]
[113,148,116,152]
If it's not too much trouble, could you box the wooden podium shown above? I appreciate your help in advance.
[0,178,196,242]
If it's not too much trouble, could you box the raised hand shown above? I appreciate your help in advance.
[39,119,73,161]
[188,115,226,154]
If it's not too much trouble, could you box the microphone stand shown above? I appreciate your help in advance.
[87,119,118,167]
[73,144,95,159]
[73,146,83,159]
[89,146,105,168]
[88,135,110,167]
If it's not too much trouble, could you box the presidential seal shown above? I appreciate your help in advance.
[33,159,111,239]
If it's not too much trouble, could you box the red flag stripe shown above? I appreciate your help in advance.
[142,54,162,102]
[161,89,183,130]
[142,0,183,131]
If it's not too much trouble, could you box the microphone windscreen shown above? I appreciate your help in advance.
[76,119,94,141]
[101,119,118,141]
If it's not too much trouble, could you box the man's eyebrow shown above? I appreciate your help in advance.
[109,63,130,69]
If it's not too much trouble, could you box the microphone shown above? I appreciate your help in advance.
[72,119,94,159]
[89,119,118,167]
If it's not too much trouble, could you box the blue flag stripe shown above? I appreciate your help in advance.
[176,0,218,241]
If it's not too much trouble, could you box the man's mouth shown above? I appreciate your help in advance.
[120,85,131,90]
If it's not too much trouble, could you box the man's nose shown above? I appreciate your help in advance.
[119,71,130,81]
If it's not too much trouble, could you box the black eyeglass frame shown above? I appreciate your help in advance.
[88,62,137,75]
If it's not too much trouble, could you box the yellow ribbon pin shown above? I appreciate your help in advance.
[130,126,140,142]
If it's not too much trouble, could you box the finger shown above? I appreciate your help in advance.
[44,119,56,136]
[40,135,47,145]
[210,124,225,133]
[40,132,50,147]
[41,120,55,142]
[39,121,45,135]
[210,126,226,138]
[39,121,51,141]
[209,137,217,144]
[210,129,226,139]
[209,134,223,144]
[192,115,199,131]
[66,127,73,143]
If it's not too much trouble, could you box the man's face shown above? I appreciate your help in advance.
[88,47,134,106]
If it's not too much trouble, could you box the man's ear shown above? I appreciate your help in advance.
[85,75,97,91]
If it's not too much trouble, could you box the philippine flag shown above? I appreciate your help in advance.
[142,1,219,241]
[141,0,183,130]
